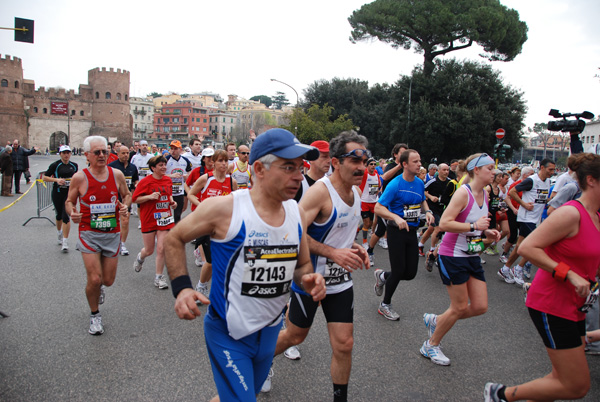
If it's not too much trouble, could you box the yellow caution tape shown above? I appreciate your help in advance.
[0,179,38,212]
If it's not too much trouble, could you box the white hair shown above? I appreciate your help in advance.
[521,166,534,177]
[83,136,108,152]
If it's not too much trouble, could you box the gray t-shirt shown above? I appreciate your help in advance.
[548,181,580,210]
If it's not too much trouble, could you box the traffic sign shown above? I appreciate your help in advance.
[495,128,505,140]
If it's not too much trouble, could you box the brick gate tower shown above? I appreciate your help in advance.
[0,55,28,147]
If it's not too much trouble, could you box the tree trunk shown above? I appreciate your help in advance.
[423,51,435,76]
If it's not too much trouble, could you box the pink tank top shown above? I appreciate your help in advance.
[526,200,600,321]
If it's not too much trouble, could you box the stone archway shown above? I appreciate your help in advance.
[49,131,68,152]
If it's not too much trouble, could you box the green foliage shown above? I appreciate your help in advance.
[349,0,528,75]
[250,95,273,108]
[279,104,355,144]
[272,91,290,109]
[147,92,163,98]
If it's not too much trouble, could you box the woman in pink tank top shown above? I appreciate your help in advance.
[485,153,600,402]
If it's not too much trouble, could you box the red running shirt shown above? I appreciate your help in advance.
[132,175,175,232]
[200,172,233,202]
[79,168,120,233]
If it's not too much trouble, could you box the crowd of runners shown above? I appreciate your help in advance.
[38,129,600,401]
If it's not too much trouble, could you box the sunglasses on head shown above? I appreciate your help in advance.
[92,149,109,156]
[337,149,372,160]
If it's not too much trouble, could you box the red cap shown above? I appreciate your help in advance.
[310,140,329,153]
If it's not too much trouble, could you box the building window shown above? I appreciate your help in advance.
[14,81,19,89]
[33,107,38,113]
[105,92,111,99]
[95,92,99,99]
[80,110,84,116]
[71,110,76,116]
[116,93,121,100]
[184,118,187,124]
[43,108,47,113]
[203,119,207,123]
[1,79,8,87]
[592,136,595,143]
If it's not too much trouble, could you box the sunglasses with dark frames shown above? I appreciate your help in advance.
[238,152,249,155]
[368,163,377,166]
[92,149,109,156]
[337,149,372,160]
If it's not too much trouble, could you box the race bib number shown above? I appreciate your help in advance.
[403,204,421,223]
[90,202,117,231]
[323,260,352,286]
[241,245,297,298]
[125,176,132,186]
[154,211,174,226]
[369,183,379,196]
[465,235,484,255]
[139,167,150,177]
[60,178,71,189]
[535,189,549,204]
[490,198,500,211]
[172,177,183,194]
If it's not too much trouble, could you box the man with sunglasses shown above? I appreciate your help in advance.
[229,144,252,190]
[66,136,131,336]
[272,131,370,402]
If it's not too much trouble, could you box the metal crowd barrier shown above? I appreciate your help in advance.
[23,172,55,226]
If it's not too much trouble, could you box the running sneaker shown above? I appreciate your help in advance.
[120,243,129,256]
[89,314,104,335]
[261,367,273,393]
[195,282,209,297]
[99,285,106,305]
[522,282,531,303]
[154,275,169,289]
[137,222,142,229]
[523,261,532,279]
[373,269,386,297]
[423,313,437,339]
[512,266,524,286]
[133,253,144,272]
[61,239,69,253]
[499,253,508,264]
[284,345,301,360]
[57,231,63,245]
[425,252,435,272]
[378,238,388,249]
[418,245,425,257]
[362,241,368,249]
[497,266,515,284]
[194,247,204,267]
[480,258,486,264]
[484,382,507,402]
[368,252,374,267]
[378,303,399,321]
[420,340,450,366]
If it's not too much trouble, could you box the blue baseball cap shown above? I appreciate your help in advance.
[249,128,319,165]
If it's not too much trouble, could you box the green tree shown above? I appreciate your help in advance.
[280,104,355,144]
[388,59,526,162]
[250,95,273,108]
[147,92,163,98]
[272,91,290,109]
[349,0,528,76]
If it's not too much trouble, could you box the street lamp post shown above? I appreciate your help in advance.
[270,78,299,136]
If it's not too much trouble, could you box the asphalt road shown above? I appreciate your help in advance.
[1,155,599,401]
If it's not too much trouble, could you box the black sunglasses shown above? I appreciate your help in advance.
[92,149,109,156]
[238,152,249,155]
[337,149,372,160]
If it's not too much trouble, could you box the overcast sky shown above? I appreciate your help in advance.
[2,0,599,131]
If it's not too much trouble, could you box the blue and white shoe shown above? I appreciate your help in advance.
[420,340,450,366]
[423,313,437,339]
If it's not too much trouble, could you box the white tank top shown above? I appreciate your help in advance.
[360,172,380,203]
[210,189,302,340]
[299,176,361,295]
[438,185,488,258]
[517,173,550,223]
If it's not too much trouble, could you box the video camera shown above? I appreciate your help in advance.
[547,109,594,133]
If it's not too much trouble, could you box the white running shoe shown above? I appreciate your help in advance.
[512,266,524,286]
[120,243,129,256]
[523,262,532,279]
[98,285,106,305]
[522,282,531,303]
[378,237,388,249]
[194,247,204,267]
[368,252,374,267]
[89,314,104,335]
[261,367,273,393]
[423,313,437,339]
[154,275,169,289]
[373,269,386,297]
[57,231,63,245]
[497,266,515,284]
[378,303,399,321]
[137,222,141,229]
[420,340,450,366]
[284,345,301,360]
[133,253,144,272]
[195,282,209,297]
[61,239,69,253]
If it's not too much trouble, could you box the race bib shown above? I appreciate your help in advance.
[403,204,421,222]
[490,198,500,211]
[369,183,379,195]
[535,189,549,204]
[60,178,71,189]
[125,176,132,186]
[139,167,150,177]
[90,202,117,231]
[241,245,297,298]
[465,235,484,255]
[323,260,352,286]
[172,178,183,194]
[154,211,174,226]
